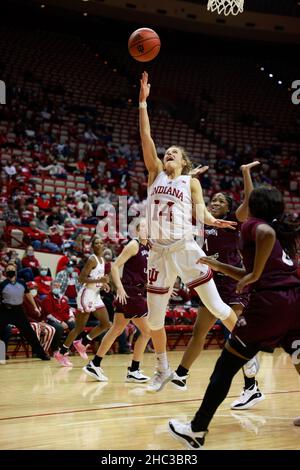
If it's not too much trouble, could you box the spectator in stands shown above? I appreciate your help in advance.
[0,262,50,360]
[6,249,33,282]
[35,212,49,232]
[63,218,82,240]
[25,220,60,252]
[97,189,111,206]
[84,127,99,143]
[49,161,67,179]
[55,260,81,306]
[42,279,76,352]
[36,193,52,211]
[77,194,93,216]
[48,218,64,247]
[23,281,55,354]
[34,266,53,298]
[46,207,64,227]
[21,245,41,277]
[4,162,17,178]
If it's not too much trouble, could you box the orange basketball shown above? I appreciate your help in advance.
[128,28,160,62]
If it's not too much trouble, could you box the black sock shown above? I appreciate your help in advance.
[176,365,189,377]
[130,360,140,372]
[92,355,102,367]
[60,345,69,355]
[82,334,92,347]
[243,374,256,389]
[191,349,246,432]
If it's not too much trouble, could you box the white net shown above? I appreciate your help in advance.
[207,0,244,16]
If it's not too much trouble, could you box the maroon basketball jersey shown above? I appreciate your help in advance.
[121,240,149,287]
[204,214,241,267]
[240,217,300,290]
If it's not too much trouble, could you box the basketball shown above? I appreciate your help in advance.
[128,28,160,62]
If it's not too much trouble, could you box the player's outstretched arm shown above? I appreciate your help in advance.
[111,240,139,305]
[236,161,260,222]
[191,178,237,229]
[139,71,163,181]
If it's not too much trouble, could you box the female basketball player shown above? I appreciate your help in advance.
[171,162,265,411]
[54,236,111,367]
[139,71,242,392]
[169,186,300,448]
[83,219,151,382]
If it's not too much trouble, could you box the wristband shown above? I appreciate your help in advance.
[139,101,147,109]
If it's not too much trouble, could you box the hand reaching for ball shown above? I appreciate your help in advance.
[140,71,151,102]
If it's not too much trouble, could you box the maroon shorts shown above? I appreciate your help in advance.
[215,275,249,307]
[199,274,249,308]
[113,286,148,319]
[230,287,300,357]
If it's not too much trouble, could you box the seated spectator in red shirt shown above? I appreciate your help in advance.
[42,279,75,351]
[22,245,41,277]
[23,281,55,354]
[23,221,48,243]
[23,221,60,253]
[48,219,64,247]
[37,193,52,211]
[34,266,53,298]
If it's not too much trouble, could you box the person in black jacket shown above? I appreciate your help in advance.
[0,263,50,360]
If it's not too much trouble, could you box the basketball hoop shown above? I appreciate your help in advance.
[207,0,244,16]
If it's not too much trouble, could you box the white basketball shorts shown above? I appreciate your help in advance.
[77,287,105,313]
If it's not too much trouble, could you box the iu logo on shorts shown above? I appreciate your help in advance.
[148,267,159,285]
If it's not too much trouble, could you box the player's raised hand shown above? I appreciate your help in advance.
[189,165,209,178]
[213,219,237,230]
[139,71,151,102]
[240,161,260,172]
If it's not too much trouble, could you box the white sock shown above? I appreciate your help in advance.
[156,352,169,372]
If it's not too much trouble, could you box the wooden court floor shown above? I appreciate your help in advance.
[0,349,300,450]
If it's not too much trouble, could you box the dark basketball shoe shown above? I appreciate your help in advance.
[168,419,207,450]
[37,353,51,361]
[231,381,265,410]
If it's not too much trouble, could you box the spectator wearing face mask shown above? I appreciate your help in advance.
[42,280,75,352]
[23,281,55,354]
[7,249,34,283]
[55,260,81,306]
[34,266,53,298]
[0,263,50,360]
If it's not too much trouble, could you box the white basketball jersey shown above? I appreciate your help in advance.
[86,254,105,290]
[147,171,194,246]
